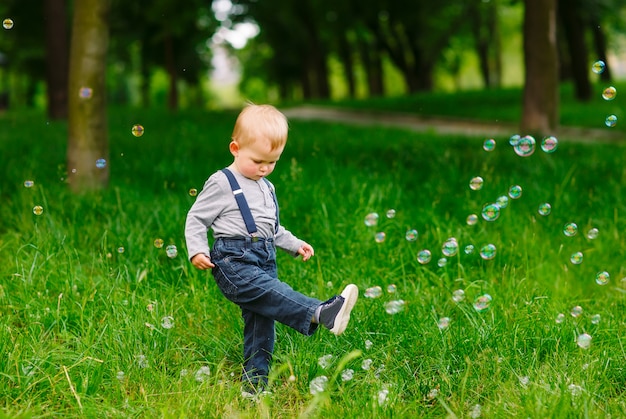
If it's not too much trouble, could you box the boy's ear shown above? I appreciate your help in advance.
[229,141,239,156]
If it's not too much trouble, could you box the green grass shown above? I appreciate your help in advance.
[1,99,626,418]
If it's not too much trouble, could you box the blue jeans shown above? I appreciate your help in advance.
[210,237,321,387]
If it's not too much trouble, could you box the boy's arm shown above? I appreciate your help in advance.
[185,175,225,263]
[275,225,314,261]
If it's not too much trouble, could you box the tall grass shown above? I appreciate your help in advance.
[1,103,625,418]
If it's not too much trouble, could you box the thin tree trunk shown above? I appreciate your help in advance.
[44,0,69,119]
[67,0,111,192]
[558,0,592,101]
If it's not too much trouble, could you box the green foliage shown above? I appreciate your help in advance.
[1,105,626,417]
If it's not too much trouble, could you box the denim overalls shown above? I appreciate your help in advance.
[210,168,321,388]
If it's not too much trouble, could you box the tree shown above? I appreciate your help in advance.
[558,0,592,101]
[44,0,69,119]
[66,0,111,192]
[521,0,559,134]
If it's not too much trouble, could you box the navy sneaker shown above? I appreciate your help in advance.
[318,284,358,335]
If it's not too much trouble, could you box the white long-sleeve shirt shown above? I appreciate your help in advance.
[185,169,304,260]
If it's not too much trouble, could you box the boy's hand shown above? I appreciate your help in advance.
[298,243,315,261]
[191,253,215,270]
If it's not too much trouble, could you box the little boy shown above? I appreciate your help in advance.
[185,103,358,395]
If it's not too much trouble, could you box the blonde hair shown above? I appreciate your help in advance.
[231,103,289,151]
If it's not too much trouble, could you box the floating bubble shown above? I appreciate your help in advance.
[481,203,500,221]
[469,176,484,191]
[496,195,509,209]
[570,252,583,265]
[592,60,606,74]
[166,244,178,258]
[189,188,198,197]
[32,205,43,215]
[117,247,125,254]
[3,18,14,29]
[377,388,390,406]
[538,203,552,216]
[437,317,451,330]
[483,138,496,151]
[364,212,379,227]
[24,180,34,188]
[602,86,617,101]
[161,315,174,329]
[95,158,107,169]
[405,229,418,241]
[473,294,492,312]
[309,376,328,394]
[509,134,521,146]
[466,214,478,225]
[437,258,447,267]
[586,228,599,240]
[387,284,397,294]
[464,244,475,255]
[555,313,565,324]
[508,185,522,199]
[375,232,386,243]
[364,286,382,299]
[596,271,609,285]
[514,135,536,157]
[591,314,601,325]
[577,333,592,349]
[479,244,497,260]
[571,305,583,317]
[136,354,148,369]
[384,300,405,315]
[361,358,373,370]
[427,388,439,399]
[318,354,333,369]
[79,87,93,99]
[605,115,618,127]
[519,376,530,387]
[452,289,465,303]
[417,249,432,264]
[563,223,578,237]
[341,369,354,382]
[153,238,164,248]
[469,404,482,419]
[195,366,211,382]
[568,383,583,397]
[131,124,145,137]
[386,209,396,218]
[541,136,558,153]
[364,339,373,350]
[116,371,125,381]
[442,237,459,257]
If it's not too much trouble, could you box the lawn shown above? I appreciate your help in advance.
[0,98,625,418]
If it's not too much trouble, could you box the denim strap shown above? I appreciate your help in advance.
[221,168,258,236]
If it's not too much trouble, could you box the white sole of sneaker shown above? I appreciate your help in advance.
[330,284,359,335]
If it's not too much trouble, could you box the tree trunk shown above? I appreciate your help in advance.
[521,0,559,135]
[67,0,111,192]
[590,22,612,82]
[558,0,591,101]
[44,0,69,119]
[338,32,356,98]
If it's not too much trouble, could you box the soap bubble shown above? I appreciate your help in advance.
[365,339,373,350]
[591,314,601,325]
[563,223,578,237]
[437,258,447,267]
[469,176,484,191]
[341,369,354,382]
[481,203,500,221]
[3,18,14,29]
[384,300,405,315]
[464,244,475,254]
[361,359,373,370]
[405,229,418,241]
[602,86,617,101]
[386,209,396,218]
[466,214,478,225]
[32,205,43,215]
[375,232,386,243]
[166,245,178,258]
[514,135,536,157]
[364,212,379,227]
[555,313,565,324]
[538,203,552,216]
[131,124,145,137]
[309,376,328,394]
[509,134,521,146]
[586,228,599,240]
[452,289,465,303]
[95,158,107,169]
[508,185,522,199]
[483,138,496,151]
[116,371,125,381]
[571,305,583,317]
[605,115,617,127]
[153,238,164,249]
[117,247,125,254]
[441,237,459,257]
[195,366,211,382]
[473,294,492,312]
[592,60,606,74]
[596,271,609,285]
[479,244,497,260]
[318,354,333,369]
[570,252,583,265]
[437,317,450,330]
[161,316,174,329]
[496,195,509,209]
[541,136,558,153]
[79,87,93,99]
[364,286,382,298]
[387,284,397,294]
[577,333,592,349]
[417,249,432,264]
[24,180,34,188]
[189,188,198,197]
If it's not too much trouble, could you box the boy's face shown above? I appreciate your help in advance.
[230,138,284,181]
